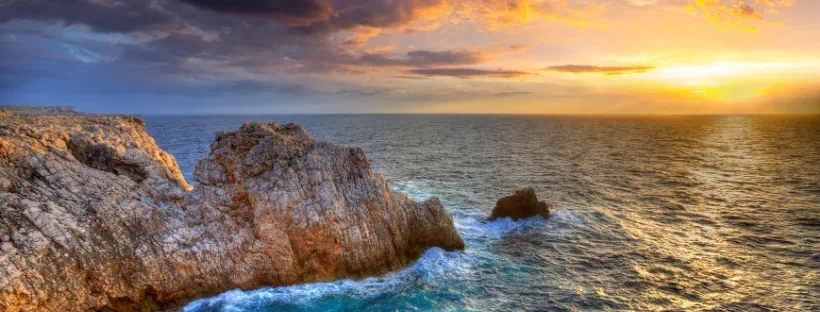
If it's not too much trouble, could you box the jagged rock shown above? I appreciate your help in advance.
[0,113,464,312]
[488,187,552,221]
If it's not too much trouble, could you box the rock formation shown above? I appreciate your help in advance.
[0,109,464,312]
[488,187,552,221]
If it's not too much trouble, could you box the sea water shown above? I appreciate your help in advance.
[144,115,820,312]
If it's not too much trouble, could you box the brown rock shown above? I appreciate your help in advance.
[0,113,463,312]
[488,187,552,221]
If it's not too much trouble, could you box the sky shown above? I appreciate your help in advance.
[1,0,819,115]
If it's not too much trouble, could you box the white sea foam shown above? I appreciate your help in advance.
[183,248,468,312]
[454,214,551,240]
[390,180,434,201]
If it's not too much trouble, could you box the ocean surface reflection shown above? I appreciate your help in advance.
[145,115,820,311]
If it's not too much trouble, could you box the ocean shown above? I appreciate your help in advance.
[144,114,820,312]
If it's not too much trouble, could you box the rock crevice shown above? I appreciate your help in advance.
[0,112,464,312]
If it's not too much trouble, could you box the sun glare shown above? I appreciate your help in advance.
[655,63,760,86]
[641,62,807,101]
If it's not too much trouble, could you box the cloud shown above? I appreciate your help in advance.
[0,0,590,86]
[358,49,489,67]
[544,64,655,75]
[181,0,606,35]
[180,0,334,26]
[407,67,532,78]
[687,0,795,30]
[0,0,534,102]
[626,0,662,6]
[406,49,488,66]
[181,0,449,35]
[0,0,175,33]
[627,0,797,30]
[0,0,505,79]
[490,91,532,97]
[451,0,606,29]
[732,3,762,20]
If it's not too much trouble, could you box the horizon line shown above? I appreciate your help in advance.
[137,112,820,117]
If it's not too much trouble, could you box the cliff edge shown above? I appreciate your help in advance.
[0,111,464,312]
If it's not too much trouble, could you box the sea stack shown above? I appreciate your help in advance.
[488,187,552,221]
[0,108,464,312]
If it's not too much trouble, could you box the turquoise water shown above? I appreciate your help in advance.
[145,115,820,311]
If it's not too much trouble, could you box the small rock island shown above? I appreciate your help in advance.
[488,187,552,221]
[0,107,464,312]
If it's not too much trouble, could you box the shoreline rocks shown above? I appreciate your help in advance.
[488,187,552,221]
[0,110,463,312]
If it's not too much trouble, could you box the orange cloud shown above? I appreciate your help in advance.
[449,0,606,30]
[342,27,383,47]
[687,0,797,30]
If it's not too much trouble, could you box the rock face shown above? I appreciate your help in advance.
[0,112,464,312]
[488,187,552,221]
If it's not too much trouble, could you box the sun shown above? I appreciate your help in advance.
[653,63,757,87]
[643,62,804,101]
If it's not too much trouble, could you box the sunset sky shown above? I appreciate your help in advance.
[1,0,819,114]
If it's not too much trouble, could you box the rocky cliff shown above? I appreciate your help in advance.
[0,111,464,312]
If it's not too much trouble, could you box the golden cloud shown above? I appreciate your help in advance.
[687,0,797,30]
[452,0,606,29]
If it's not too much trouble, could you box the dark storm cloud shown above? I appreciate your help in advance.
[329,0,444,29]
[408,68,532,78]
[545,65,656,75]
[0,0,465,74]
[0,0,525,102]
[180,0,334,26]
[0,0,174,33]
[180,0,446,33]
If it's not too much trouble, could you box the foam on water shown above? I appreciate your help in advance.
[390,180,435,201]
[183,248,471,312]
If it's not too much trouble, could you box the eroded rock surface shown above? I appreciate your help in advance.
[488,187,552,221]
[0,112,463,312]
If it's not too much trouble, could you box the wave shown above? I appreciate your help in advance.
[183,248,470,312]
